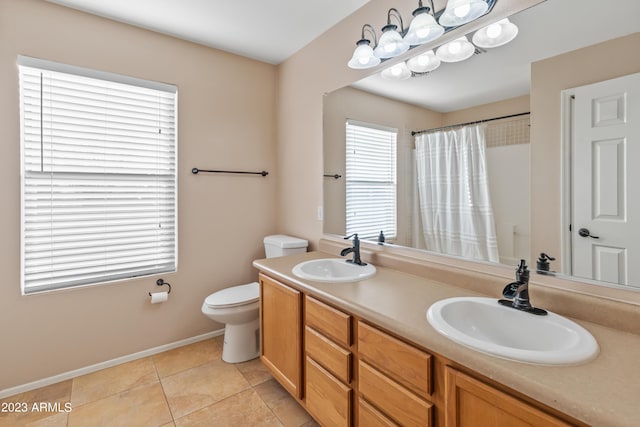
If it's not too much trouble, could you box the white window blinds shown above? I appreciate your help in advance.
[19,56,177,294]
[345,120,397,240]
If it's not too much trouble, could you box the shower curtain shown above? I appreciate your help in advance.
[415,124,499,263]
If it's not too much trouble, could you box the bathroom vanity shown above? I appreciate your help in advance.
[253,246,640,427]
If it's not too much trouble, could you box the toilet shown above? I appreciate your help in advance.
[201,235,308,363]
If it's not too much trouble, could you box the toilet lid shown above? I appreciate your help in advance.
[205,282,259,308]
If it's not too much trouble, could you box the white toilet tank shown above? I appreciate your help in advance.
[263,235,308,258]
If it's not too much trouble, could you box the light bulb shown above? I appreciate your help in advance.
[449,41,462,54]
[385,42,397,53]
[407,50,440,73]
[454,3,471,18]
[486,23,502,39]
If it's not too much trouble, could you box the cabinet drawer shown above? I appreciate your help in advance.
[358,398,398,427]
[359,360,432,427]
[305,326,351,384]
[306,356,352,427]
[305,296,352,347]
[358,321,432,398]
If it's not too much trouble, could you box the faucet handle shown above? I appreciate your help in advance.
[502,282,519,299]
[344,233,359,241]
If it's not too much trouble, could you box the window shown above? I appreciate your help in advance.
[345,120,397,240]
[19,56,177,294]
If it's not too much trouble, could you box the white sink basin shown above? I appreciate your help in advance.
[292,258,376,283]
[427,297,599,365]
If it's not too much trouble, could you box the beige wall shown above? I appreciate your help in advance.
[322,86,442,245]
[530,33,640,267]
[0,0,277,391]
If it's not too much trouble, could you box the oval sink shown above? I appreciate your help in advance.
[292,258,376,283]
[427,297,598,365]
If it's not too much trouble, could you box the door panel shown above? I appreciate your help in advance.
[571,72,640,286]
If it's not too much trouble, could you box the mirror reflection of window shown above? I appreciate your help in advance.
[345,120,397,240]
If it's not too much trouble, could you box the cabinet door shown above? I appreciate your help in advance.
[445,367,572,427]
[260,274,302,398]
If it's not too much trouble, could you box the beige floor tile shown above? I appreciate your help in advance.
[213,335,224,348]
[175,388,282,427]
[161,358,250,419]
[71,357,158,406]
[0,380,72,427]
[253,380,317,426]
[153,338,221,378]
[253,379,290,409]
[67,382,171,427]
[235,358,273,386]
[271,397,313,427]
[26,412,68,427]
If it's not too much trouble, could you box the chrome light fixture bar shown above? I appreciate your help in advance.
[347,0,497,70]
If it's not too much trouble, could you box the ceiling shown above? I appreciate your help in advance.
[45,0,371,64]
[45,0,639,112]
[353,0,640,112]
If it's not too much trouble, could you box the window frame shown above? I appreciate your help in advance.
[18,56,178,295]
[345,119,398,241]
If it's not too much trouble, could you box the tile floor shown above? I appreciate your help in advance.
[0,336,319,427]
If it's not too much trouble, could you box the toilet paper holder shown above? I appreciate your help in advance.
[149,278,172,296]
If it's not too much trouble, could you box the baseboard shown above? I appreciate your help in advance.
[0,329,225,399]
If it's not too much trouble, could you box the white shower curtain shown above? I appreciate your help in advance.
[415,124,499,263]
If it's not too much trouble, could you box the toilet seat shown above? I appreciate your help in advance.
[205,282,259,309]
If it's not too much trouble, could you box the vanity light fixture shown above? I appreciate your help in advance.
[373,8,410,59]
[381,61,412,80]
[404,1,445,46]
[439,0,489,27]
[472,18,519,48]
[436,36,475,62]
[347,0,496,70]
[347,24,381,69]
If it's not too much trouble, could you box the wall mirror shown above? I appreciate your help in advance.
[323,0,639,288]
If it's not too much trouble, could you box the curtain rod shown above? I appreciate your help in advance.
[411,112,530,136]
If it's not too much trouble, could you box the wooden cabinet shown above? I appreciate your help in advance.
[445,367,571,427]
[357,321,433,427]
[259,274,302,398]
[304,296,354,426]
[258,272,578,427]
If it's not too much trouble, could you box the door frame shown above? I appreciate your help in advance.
[560,89,575,276]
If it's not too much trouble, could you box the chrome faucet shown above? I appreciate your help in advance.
[498,260,547,315]
[340,233,367,266]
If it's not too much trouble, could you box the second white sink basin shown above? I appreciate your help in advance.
[292,258,376,283]
[427,297,599,365]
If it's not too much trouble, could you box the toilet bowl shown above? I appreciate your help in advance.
[202,235,308,363]
[201,282,260,363]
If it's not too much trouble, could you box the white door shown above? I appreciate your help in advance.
[571,72,640,286]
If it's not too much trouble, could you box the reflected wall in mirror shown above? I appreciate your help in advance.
[323,0,640,288]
